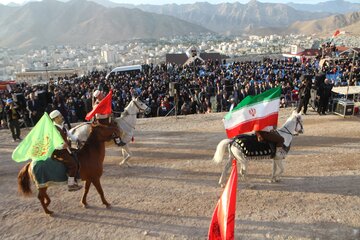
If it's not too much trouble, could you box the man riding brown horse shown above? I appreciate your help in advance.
[49,110,82,191]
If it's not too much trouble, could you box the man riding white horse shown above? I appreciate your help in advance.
[214,87,304,184]
[92,89,125,146]
[255,125,286,160]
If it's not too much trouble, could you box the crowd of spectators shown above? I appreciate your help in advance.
[0,55,359,131]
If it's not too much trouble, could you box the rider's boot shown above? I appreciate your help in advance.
[275,147,286,160]
[114,137,126,146]
[68,177,82,192]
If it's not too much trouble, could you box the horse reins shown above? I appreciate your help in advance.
[112,100,147,116]
[132,100,147,113]
[277,127,293,136]
[277,117,303,136]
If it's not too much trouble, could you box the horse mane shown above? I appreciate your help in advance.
[123,100,134,112]
[82,123,102,146]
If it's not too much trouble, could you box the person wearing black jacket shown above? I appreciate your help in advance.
[317,79,333,115]
[4,99,21,142]
[297,75,312,114]
[26,92,42,126]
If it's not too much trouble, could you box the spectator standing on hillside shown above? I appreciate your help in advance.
[297,75,312,114]
[317,79,333,115]
[26,92,41,126]
[53,92,71,129]
[4,98,21,142]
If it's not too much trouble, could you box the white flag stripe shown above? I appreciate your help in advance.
[224,98,279,129]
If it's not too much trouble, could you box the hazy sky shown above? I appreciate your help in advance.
[1,0,359,5]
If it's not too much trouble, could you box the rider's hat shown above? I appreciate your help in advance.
[93,90,101,98]
[49,110,61,119]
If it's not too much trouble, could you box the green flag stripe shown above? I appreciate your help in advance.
[224,87,281,120]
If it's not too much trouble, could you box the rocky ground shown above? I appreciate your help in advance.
[0,108,359,240]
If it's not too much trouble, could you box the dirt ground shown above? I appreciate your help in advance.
[0,108,359,240]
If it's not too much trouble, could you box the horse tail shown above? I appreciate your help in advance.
[18,162,32,196]
[213,139,232,164]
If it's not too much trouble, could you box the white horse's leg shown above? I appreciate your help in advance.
[119,145,132,167]
[239,157,247,181]
[270,159,278,183]
[274,159,284,182]
[219,159,232,187]
[219,144,236,187]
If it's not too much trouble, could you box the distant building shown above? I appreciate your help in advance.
[282,45,321,60]
[16,68,81,85]
[166,46,221,66]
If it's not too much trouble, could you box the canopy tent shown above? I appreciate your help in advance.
[332,86,360,95]
[0,81,16,91]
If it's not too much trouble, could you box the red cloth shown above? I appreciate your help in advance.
[209,160,238,240]
[85,90,112,121]
[332,29,340,38]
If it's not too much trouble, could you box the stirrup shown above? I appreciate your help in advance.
[68,184,82,192]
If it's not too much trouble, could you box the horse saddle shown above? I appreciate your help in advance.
[32,158,68,188]
[232,134,276,158]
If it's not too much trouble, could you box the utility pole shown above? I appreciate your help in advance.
[44,62,49,82]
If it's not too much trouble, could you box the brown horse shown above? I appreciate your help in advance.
[17,122,120,215]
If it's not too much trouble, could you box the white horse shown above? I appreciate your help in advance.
[70,97,150,166]
[213,111,304,186]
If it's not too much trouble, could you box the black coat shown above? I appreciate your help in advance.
[4,105,21,122]
[299,80,311,98]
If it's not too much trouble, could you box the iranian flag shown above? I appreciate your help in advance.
[223,87,281,138]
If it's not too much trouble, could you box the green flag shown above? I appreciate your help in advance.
[12,112,64,162]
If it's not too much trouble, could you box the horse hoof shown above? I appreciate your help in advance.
[269,179,276,183]
[45,210,54,215]
[82,204,89,209]
[105,204,111,209]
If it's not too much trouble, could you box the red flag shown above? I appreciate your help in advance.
[332,29,340,38]
[85,90,112,121]
[209,160,238,240]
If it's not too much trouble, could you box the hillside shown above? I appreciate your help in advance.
[287,11,360,36]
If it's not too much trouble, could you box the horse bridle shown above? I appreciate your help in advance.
[132,100,147,113]
[113,100,147,116]
[277,117,303,136]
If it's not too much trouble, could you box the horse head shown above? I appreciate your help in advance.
[287,111,304,135]
[90,122,121,142]
[132,97,151,115]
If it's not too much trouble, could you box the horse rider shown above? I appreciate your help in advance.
[49,110,82,191]
[255,125,286,160]
[92,90,125,146]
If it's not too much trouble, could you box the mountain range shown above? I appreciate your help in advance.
[288,0,360,14]
[0,0,360,49]
[0,0,211,48]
